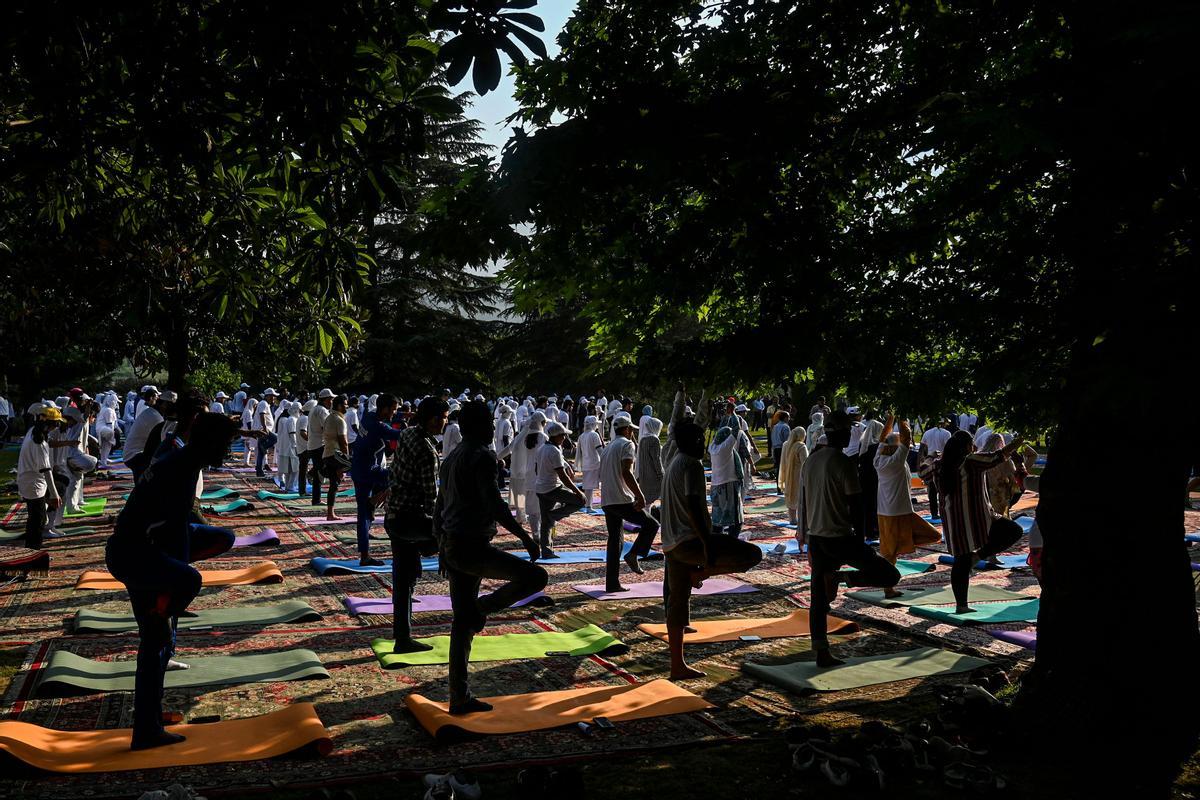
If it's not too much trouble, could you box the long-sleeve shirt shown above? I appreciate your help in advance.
[436,441,520,543]
[386,426,440,518]
[351,410,402,484]
[110,447,201,560]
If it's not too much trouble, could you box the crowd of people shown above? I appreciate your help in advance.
[2,381,1052,751]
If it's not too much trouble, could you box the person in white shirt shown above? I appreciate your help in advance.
[499,410,546,529]
[17,406,62,548]
[254,389,279,476]
[600,415,660,590]
[321,394,350,521]
[231,384,249,415]
[276,401,299,492]
[123,389,165,483]
[972,418,994,451]
[307,390,334,505]
[345,395,361,445]
[917,416,953,519]
[0,394,12,442]
[873,415,942,598]
[210,391,228,415]
[492,403,515,455]
[533,421,585,558]
[806,412,825,453]
[240,397,258,467]
[576,415,603,510]
[296,399,315,495]
[843,406,866,459]
[121,391,138,433]
[60,406,97,514]
[441,409,463,460]
[958,411,977,433]
[95,394,120,467]
[133,385,158,419]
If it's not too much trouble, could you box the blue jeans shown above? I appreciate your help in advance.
[352,467,388,556]
[105,523,234,741]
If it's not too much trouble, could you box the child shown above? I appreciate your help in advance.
[577,415,603,510]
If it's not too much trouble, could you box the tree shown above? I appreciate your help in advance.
[501,0,1197,788]
[0,0,546,391]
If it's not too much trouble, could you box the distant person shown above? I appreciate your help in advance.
[874,415,941,598]
[600,415,659,591]
[533,421,586,558]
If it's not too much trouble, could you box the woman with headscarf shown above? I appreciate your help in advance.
[635,417,665,506]
[806,412,825,451]
[856,416,885,541]
[96,394,120,468]
[735,420,760,493]
[637,404,654,440]
[499,410,546,532]
[934,429,1027,614]
[240,397,258,467]
[276,401,299,493]
[577,415,604,510]
[874,415,941,597]
[121,390,138,434]
[779,426,809,526]
[708,426,745,537]
[981,432,1018,516]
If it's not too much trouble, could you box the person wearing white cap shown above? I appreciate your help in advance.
[17,405,62,547]
[59,405,97,516]
[533,420,585,558]
[576,415,603,511]
[210,392,228,415]
[515,398,532,429]
[600,414,660,590]
[123,388,165,483]
[306,389,335,505]
[253,389,279,476]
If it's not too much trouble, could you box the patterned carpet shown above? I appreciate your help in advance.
[0,458,1080,797]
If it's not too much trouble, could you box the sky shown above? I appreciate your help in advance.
[468,0,580,153]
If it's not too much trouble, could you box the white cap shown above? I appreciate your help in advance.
[735,404,748,412]
[545,420,571,437]
[215,391,228,399]
[846,406,861,415]
[239,383,250,389]
[159,390,178,403]
[318,388,335,399]
[302,399,318,412]
[611,414,635,431]
[141,384,159,394]
[263,388,279,397]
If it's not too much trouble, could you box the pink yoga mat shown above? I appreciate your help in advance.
[233,528,280,548]
[571,578,757,601]
[215,466,258,473]
[344,592,549,615]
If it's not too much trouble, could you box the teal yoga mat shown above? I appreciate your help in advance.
[845,584,1028,608]
[909,598,1041,625]
[743,647,991,693]
[201,498,254,514]
[371,624,626,668]
[199,487,239,501]
[73,600,321,633]
[35,649,329,696]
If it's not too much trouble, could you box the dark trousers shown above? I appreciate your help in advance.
[809,535,901,649]
[663,535,762,628]
[22,495,47,549]
[535,487,583,545]
[322,457,343,507]
[773,447,783,481]
[927,480,940,519]
[298,447,314,494]
[105,524,234,741]
[601,503,659,591]
[306,448,324,504]
[949,516,1024,607]
[352,467,388,555]
[384,515,426,642]
[444,538,548,707]
[126,451,151,485]
[255,432,277,475]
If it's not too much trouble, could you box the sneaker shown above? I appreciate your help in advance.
[166,659,190,671]
[423,770,481,800]
[44,529,67,539]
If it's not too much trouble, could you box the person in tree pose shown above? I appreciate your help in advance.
[873,414,942,598]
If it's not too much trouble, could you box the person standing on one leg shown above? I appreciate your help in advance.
[321,394,350,521]
[660,421,762,679]
[533,421,586,559]
[800,410,902,667]
[350,394,404,567]
[307,390,334,506]
[438,400,547,715]
[104,412,239,750]
[874,415,941,598]
[385,396,449,652]
[599,415,660,591]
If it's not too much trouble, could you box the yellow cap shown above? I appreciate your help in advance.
[41,407,63,422]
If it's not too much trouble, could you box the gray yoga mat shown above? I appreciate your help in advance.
[845,584,1028,608]
[743,647,991,693]
[36,649,329,696]
[73,600,322,633]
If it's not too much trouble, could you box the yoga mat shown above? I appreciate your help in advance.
[531,542,658,563]
[769,520,798,529]
[295,516,357,526]
[1,524,96,543]
[257,489,301,500]
[233,528,280,547]
[845,584,1028,607]
[989,629,1037,649]
[35,649,329,696]
[201,498,254,514]
[1185,533,1200,544]
[63,497,107,518]
[638,608,858,643]
[215,466,258,473]
[0,546,49,574]
[756,539,804,555]
[199,487,239,501]
[921,515,943,525]
[0,702,332,773]
[910,598,1041,625]
[75,561,283,590]
[936,553,1029,570]
[345,592,549,615]
[73,600,321,633]
[572,578,757,601]
[372,623,627,668]
[406,679,713,742]
[743,647,991,693]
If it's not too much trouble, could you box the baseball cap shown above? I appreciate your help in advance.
[611,415,634,431]
[159,390,178,403]
[263,388,279,397]
[545,420,571,437]
[318,388,335,399]
[215,391,228,399]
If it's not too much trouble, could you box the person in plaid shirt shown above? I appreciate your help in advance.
[384,396,450,653]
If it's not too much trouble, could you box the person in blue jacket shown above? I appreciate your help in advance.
[350,393,403,566]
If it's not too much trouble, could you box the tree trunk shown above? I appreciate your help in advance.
[1018,4,1199,790]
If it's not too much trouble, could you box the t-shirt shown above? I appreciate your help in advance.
[920,426,951,455]
[577,429,603,471]
[276,415,297,458]
[599,435,636,506]
[801,446,861,538]
[96,405,117,432]
[534,441,567,494]
[254,401,275,433]
[772,421,791,449]
[124,407,164,460]
[659,453,708,551]
[17,430,51,499]
[308,405,330,452]
[873,443,913,516]
[297,414,310,449]
[323,412,348,458]
[844,421,866,457]
[345,407,360,444]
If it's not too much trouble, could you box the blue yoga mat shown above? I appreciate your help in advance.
[756,539,805,555]
[1186,533,1200,544]
[937,553,1029,570]
[921,515,943,525]
[769,520,798,529]
[312,542,659,575]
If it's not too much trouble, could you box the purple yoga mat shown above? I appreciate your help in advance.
[571,578,757,601]
[233,528,280,548]
[344,592,548,615]
[989,629,1037,650]
[215,466,258,473]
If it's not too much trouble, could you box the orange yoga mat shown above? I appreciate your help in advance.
[406,679,713,741]
[1011,492,1039,513]
[75,561,283,590]
[0,702,332,773]
[637,608,858,644]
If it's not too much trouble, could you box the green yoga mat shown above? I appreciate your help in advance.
[201,498,253,514]
[749,497,789,514]
[743,647,991,693]
[73,600,322,633]
[910,598,1040,625]
[63,498,108,518]
[371,624,627,668]
[845,584,1027,608]
[844,559,931,581]
[0,525,97,543]
[36,649,329,696]
[199,487,239,501]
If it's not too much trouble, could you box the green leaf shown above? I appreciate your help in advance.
[501,11,545,32]
[472,46,502,96]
